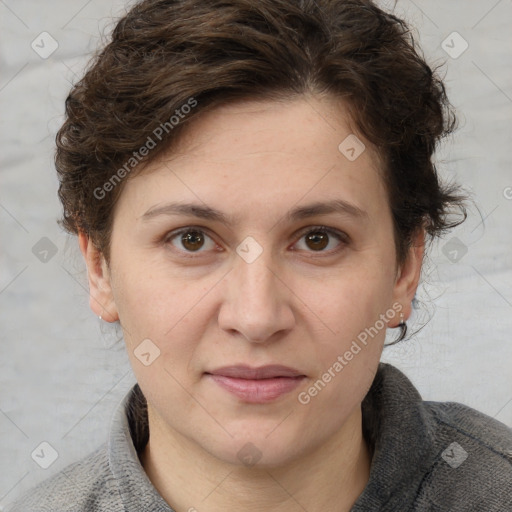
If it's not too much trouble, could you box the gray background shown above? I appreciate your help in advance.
[1,0,511,508]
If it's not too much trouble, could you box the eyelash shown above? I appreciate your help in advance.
[161,225,349,259]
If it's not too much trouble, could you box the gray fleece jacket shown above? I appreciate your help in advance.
[7,362,512,511]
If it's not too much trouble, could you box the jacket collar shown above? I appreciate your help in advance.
[108,381,174,511]
[107,362,438,511]
[353,362,438,509]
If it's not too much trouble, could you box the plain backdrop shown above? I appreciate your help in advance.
[1,0,511,508]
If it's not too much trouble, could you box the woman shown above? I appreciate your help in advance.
[8,0,512,510]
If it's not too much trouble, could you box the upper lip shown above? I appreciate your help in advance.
[206,365,305,379]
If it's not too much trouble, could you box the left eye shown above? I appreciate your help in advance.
[164,226,347,257]
[165,228,217,255]
[293,226,347,254]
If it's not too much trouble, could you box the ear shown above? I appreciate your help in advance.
[391,228,425,326]
[78,231,119,322]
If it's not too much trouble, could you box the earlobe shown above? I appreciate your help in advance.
[78,231,119,322]
[391,229,425,326]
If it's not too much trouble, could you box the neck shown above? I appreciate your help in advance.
[140,404,371,512]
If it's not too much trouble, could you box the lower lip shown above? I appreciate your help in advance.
[206,374,305,403]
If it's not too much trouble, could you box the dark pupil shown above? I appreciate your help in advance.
[182,231,204,251]
[181,230,329,251]
[306,231,328,251]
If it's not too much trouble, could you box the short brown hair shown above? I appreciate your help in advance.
[56,0,468,269]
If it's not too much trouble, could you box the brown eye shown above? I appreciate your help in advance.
[294,227,347,254]
[180,230,206,252]
[165,228,216,256]
[163,225,347,259]
[304,230,329,251]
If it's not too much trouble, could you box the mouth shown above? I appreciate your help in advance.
[204,365,306,403]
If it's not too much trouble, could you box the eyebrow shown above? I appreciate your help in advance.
[140,199,369,226]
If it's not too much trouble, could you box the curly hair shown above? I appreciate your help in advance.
[56,0,467,281]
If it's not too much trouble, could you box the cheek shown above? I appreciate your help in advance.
[311,263,394,331]
[111,262,215,373]
[301,263,395,377]
[114,270,205,406]
[299,279,390,416]
[111,250,182,321]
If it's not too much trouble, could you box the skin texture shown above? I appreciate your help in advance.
[79,94,424,512]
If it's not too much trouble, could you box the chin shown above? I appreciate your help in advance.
[202,428,307,469]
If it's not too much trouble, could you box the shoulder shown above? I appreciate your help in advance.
[414,399,512,510]
[6,443,122,512]
[426,399,512,451]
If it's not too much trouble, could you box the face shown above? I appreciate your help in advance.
[81,94,423,467]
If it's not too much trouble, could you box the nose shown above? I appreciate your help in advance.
[218,244,295,343]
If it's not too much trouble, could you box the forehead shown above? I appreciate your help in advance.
[119,95,389,224]
[166,95,383,167]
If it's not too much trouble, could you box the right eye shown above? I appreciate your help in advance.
[163,227,218,258]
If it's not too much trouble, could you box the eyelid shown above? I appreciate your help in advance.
[161,225,219,257]
[162,224,349,258]
[295,225,349,242]
[292,225,349,256]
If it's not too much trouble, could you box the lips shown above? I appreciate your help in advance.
[205,364,306,403]
[205,364,305,379]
